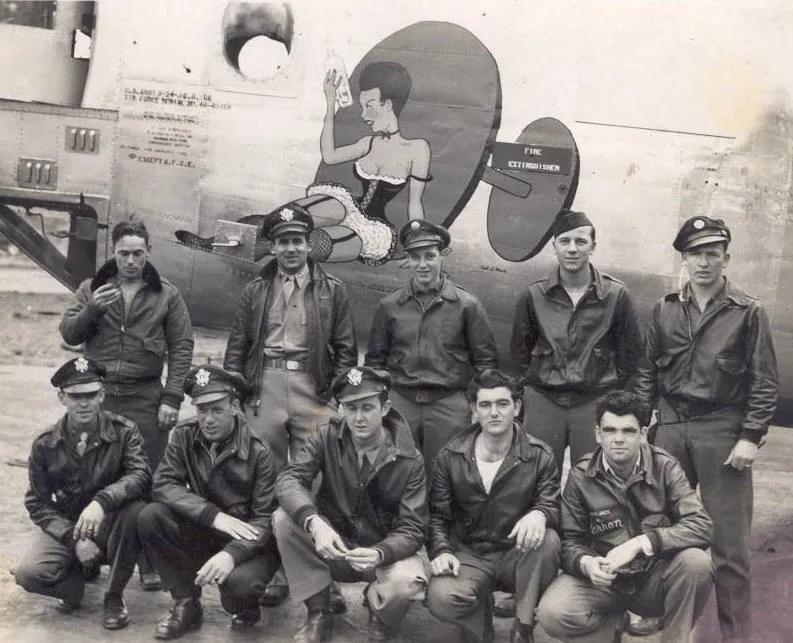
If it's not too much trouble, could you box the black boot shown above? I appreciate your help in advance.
[154,597,203,640]
[295,588,333,643]
[102,594,130,630]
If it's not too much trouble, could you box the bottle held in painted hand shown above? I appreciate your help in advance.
[325,50,353,109]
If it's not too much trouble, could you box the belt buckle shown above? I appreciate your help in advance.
[285,360,301,371]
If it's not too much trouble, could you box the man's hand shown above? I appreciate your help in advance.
[158,403,179,432]
[212,512,261,541]
[581,555,617,588]
[91,283,121,311]
[195,551,235,587]
[74,537,102,569]
[345,547,381,572]
[309,518,348,560]
[508,510,547,551]
[603,537,643,573]
[430,552,461,577]
[73,500,106,541]
[724,439,758,472]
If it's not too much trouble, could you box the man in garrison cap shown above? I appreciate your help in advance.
[366,219,498,477]
[635,216,778,641]
[137,365,281,638]
[510,209,641,473]
[15,357,151,630]
[223,202,357,608]
[507,210,641,620]
[274,366,428,642]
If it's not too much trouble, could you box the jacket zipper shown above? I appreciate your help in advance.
[113,285,144,395]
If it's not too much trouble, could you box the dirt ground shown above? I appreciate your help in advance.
[1,271,792,641]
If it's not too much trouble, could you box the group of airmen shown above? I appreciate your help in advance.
[13,201,778,643]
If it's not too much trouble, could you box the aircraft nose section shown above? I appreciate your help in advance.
[484,117,581,262]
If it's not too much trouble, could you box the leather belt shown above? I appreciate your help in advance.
[263,358,308,373]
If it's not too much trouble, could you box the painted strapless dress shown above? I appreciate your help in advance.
[306,162,413,265]
[174,161,429,265]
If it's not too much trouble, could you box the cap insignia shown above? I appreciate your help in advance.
[410,220,421,231]
[195,368,211,387]
[74,357,89,373]
[693,218,705,230]
[347,368,363,386]
[280,208,294,222]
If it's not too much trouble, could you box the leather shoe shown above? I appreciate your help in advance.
[230,607,260,630]
[493,593,516,618]
[259,583,289,607]
[103,594,130,630]
[626,613,663,637]
[509,621,534,643]
[154,598,203,640]
[140,571,163,591]
[329,582,347,615]
[367,609,395,641]
[55,599,80,615]
[294,610,333,643]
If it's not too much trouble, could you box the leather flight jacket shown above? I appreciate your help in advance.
[634,279,779,442]
[510,265,641,407]
[25,411,152,545]
[275,409,428,567]
[152,415,278,564]
[428,423,560,559]
[560,444,714,588]
[224,258,358,407]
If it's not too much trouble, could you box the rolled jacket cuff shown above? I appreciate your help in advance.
[739,429,764,444]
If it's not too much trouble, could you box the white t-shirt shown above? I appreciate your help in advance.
[476,455,504,494]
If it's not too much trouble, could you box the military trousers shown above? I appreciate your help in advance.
[137,502,279,615]
[15,500,145,605]
[522,387,602,474]
[537,548,713,643]
[389,389,471,477]
[426,529,561,642]
[654,398,753,641]
[245,367,337,469]
[273,508,427,630]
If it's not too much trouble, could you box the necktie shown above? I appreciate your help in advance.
[283,276,295,303]
[358,452,373,483]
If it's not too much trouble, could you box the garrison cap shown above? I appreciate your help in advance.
[332,366,392,403]
[399,219,451,252]
[51,357,105,393]
[260,203,314,241]
[551,210,593,237]
[673,216,731,252]
[184,365,248,405]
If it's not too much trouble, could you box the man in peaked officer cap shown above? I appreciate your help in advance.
[260,202,314,240]
[366,220,498,477]
[224,201,357,609]
[672,214,732,252]
[635,215,778,641]
[16,357,151,630]
[138,364,281,638]
[274,365,428,642]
